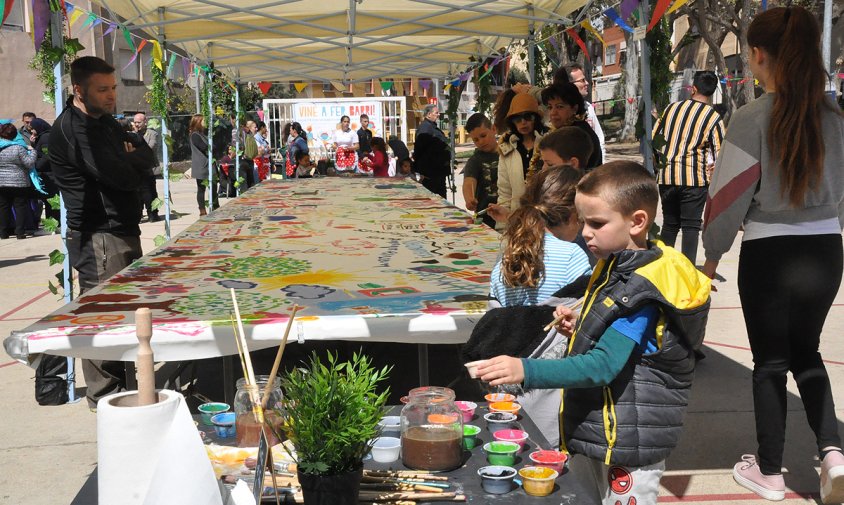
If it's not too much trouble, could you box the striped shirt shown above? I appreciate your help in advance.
[653,99,725,187]
[491,232,592,307]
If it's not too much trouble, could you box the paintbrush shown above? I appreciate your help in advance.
[261,305,300,410]
[542,297,586,332]
[473,207,490,219]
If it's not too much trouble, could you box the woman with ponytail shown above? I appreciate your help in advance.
[702,7,844,502]
[490,165,591,307]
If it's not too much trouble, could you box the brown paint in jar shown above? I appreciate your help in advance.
[401,425,462,471]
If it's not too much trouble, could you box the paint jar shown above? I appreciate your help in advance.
[370,437,402,463]
[198,402,230,426]
[234,376,285,447]
[528,449,568,473]
[518,466,559,496]
[483,441,520,466]
[211,412,236,438]
[462,424,482,449]
[477,465,517,494]
[484,412,518,433]
[400,386,463,472]
[492,429,529,452]
[455,401,477,423]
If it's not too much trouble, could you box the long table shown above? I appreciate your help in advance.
[5,178,501,365]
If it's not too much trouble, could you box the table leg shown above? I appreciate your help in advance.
[125,362,137,390]
[223,355,235,404]
[417,343,429,386]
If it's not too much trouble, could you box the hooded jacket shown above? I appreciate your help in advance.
[560,241,710,467]
[50,97,151,236]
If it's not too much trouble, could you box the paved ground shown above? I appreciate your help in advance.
[2,145,844,504]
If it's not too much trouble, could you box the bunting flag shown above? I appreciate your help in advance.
[121,26,135,51]
[257,81,272,94]
[548,34,560,52]
[121,38,147,71]
[418,79,432,90]
[151,39,163,70]
[451,78,461,86]
[101,22,117,37]
[380,81,393,90]
[761,0,767,9]
[666,0,690,14]
[604,8,634,33]
[293,82,308,93]
[459,72,471,82]
[566,28,590,61]
[647,0,673,31]
[181,57,189,79]
[32,0,51,50]
[620,0,640,20]
[581,19,605,46]
[256,110,265,121]
[166,52,177,77]
[1,0,16,28]
[68,8,84,27]
[78,15,102,37]
[479,64,495,80]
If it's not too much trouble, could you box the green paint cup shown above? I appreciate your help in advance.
[463,424,481,449]
[198,402,230,426]
[483,441,519,466]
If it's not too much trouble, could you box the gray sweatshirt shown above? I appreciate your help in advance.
[703,94,844,260]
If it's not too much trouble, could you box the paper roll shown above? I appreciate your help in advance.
[97,389,223,505]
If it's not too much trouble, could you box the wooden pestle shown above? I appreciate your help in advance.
[135,308,157,406]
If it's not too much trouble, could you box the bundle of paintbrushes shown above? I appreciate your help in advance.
[359,470,464,503]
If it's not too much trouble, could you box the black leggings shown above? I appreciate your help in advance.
[738,234,843,474]
[195,179,218,210]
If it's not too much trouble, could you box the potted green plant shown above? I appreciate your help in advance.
[275,350,391,505]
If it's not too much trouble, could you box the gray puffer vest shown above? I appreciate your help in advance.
[560,241,711,467]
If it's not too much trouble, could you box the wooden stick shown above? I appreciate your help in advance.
[135,308,156,406]
[473,207,490,218]
[230,315,249,385]
[358,491,457,501]
[230,289,263,423]
[542,297,586,332]
[363,470,447,480]
[261,305,300,410]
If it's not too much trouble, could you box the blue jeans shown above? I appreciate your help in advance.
[658,185,707,265]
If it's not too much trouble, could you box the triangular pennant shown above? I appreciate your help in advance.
[761,0,767,10]
[78,16,101,37]
[32,0,51,50]
[151,39,163,70]
[619,0,640,20]
[257,81,272,94]
[604,8,634,33]
[460,72,471,82]
[101,22,116,37]
[380,81,393,91]
[666,0,690,14]
[293,82,308,93]
[548,34,560,52]
[121,26,135,51]
[135,38,148,54]
[565,28,590,61]
[581,19,606,46]
[68,8,84,27]
[166,52,177,77]
[418,79,432,90]
[647,0,673,31]
[80,12,96,28]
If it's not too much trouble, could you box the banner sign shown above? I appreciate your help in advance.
[292,101,383,147]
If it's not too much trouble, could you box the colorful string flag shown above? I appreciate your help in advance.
[181,58,190,80]
[620,0,640,20]
[647,0,673,31]
[565,28,590,61]
[666,0,690,14]
[32,0,51,49]
[166,52,177,77]
[151,40,163,71]
[122,26,135,51]
[101,22,117,38]
[460,72,472,82]
[293,82,308,93]
[418,78,432,90]
[0,0,15,29]
[604,8,634,33]
[380,80,393,91]
[581,19,605,46]
[548,34,560,53]
[451,78,461,86]
[761,0,767,10]
[257,81,272,94]
[121,38,147,71]
[68,6,84,28]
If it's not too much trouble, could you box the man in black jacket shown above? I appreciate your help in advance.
[412,104,451,198]
[50,56,154,408]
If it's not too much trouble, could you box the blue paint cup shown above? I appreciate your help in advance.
[478,465,517,494]
[211,412,236,438]
[198,402,230,426]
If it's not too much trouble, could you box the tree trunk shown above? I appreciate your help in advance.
[620,29,640,142]
[736,0,755,107]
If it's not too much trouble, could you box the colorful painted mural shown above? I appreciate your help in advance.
[8,178,502,363]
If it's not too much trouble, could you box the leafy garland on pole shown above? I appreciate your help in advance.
[29,28,84,105]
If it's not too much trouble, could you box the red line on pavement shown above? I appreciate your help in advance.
[660,491,813,502]
[711,303,844,311]
[0,361,19,369]
[0,290,51,321]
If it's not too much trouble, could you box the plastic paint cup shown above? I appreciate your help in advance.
[489,401,522,415]
[370,437,401,463]
[529,449,568,473]
[518,466,559,496]
[211,412,236,438]
[492,429,529,451]
[455,401,477,423]
[483,441,520,466]
[464,360,487,379]
[378,415,401,437]
[198,402,230,426]
[477,465,517,494]
[484,412,518,433]
[484,393,516,403]
[463,424,481,449]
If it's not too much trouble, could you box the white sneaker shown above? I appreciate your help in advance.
[821,451,844,504]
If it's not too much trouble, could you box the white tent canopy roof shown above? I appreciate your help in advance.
[101,0,589,82]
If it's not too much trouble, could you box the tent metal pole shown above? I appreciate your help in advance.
[235,79,241,196]
[528,6,535,85]
[194,58,201,113]
[206,62,215,213]
[51,6,79,405]
[822,0,833,91]
[639,0,655,175]
[158,7,172,240]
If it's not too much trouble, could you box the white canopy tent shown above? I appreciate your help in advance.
[97,0,590,82]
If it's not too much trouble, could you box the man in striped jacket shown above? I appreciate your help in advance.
[652,71,725,265]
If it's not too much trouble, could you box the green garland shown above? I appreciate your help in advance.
[29,27,84,104]
[646,16,673,112]
[474,72,492,117]
[149,64,169,124]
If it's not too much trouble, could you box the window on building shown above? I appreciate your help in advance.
[605,45,618,66]
[604,45,618,65]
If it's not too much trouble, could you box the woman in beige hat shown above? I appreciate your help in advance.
[489,92,548,230]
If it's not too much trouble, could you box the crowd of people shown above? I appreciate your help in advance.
[6,6,844,504]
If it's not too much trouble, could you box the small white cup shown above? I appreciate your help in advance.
[464,360,488,379]
[370,437,401,463]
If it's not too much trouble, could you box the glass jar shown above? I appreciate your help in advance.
[234,376,286,447]
[400,386,463,471]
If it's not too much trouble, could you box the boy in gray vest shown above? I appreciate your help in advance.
[477,161,711,504]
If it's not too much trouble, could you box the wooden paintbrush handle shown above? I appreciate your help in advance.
[135,308,156,406]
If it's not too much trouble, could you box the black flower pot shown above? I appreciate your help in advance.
[298,466,363,505]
